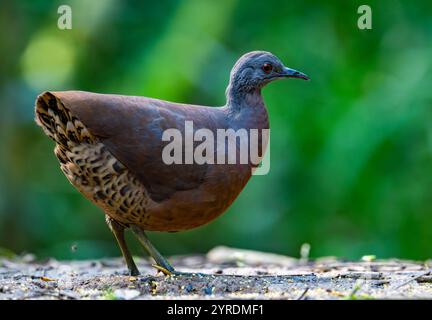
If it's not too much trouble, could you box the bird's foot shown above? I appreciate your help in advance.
[151,264,206,277]
[152,264,174,276]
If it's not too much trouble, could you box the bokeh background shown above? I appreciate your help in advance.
[1,0,431,261]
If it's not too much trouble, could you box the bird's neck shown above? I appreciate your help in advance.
[225,86,264,112]
[225,86,269,130]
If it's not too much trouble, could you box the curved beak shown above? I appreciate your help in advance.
[281,67,309,80]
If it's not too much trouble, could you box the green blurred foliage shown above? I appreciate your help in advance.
[0,0,431,261]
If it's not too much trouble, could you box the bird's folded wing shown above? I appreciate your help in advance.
[45,91,216,202]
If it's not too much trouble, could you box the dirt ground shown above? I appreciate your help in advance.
[1,246,431,300]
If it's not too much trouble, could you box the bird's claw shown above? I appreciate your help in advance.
[151,264,174,276]
[151,264,206,277]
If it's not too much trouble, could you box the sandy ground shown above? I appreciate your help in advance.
[1,246,431,300]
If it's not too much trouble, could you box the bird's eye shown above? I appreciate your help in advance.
[262,63,273,74]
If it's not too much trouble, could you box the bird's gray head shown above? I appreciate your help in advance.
[227,51,309,96]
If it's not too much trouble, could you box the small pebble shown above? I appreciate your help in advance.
[203,286,213,295]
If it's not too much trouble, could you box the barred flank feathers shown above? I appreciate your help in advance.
[34,92,151,227]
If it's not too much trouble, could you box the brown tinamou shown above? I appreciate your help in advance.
[35,51,308,276]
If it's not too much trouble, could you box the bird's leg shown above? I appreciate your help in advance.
[130,225,176,276]
[106,217,140,276]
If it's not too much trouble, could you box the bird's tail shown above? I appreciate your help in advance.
[35,91,94,146]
